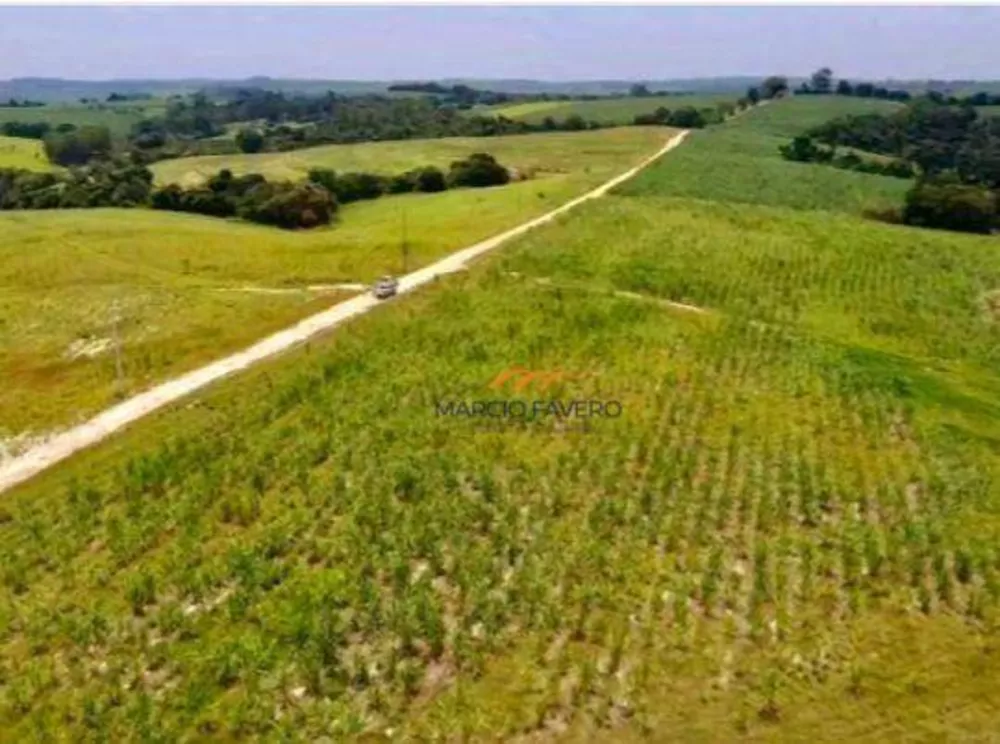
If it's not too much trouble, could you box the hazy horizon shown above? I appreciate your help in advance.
[1,6,999,82]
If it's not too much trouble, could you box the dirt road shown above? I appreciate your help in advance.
[0,130,689,495]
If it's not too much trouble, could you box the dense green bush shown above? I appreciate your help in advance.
[43,125,113,166]
[632,106,710,129]
[305,168,386,204]
[780,135,833,163]
[780,136,914,179]
[383,167,447,195]
[0,121,52,139]
[833,152,914,178]
[308,161,468,206]
[412,166,447,193]
[239,182,337,229]
[305,168,338,194]
[902,179,997,234]
[332,172,386,204]
[447,153,510,188]
[0,161,153,210]
[151,169,338,228]
[386,172,416,194]
[235,128,265,154]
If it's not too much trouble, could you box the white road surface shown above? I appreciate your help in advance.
[0,129,689,495]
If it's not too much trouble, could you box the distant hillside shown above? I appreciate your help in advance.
[0,77,389,102]
[4,76,1000,103]
[0,77,762,102]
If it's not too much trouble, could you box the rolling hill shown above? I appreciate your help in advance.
[1,126,670,437]
[3,96,1000,740]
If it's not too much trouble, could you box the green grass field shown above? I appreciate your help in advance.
[150,126,665,187]
[4,90,1000,740]
[0,101,167,139]
[0,127,671,436]
[620,96,912,213]
[3,168,1000,740]
[0,136,52,172]
[485,94,734,125]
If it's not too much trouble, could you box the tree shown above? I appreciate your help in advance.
[331,172,385,203]
[779,135,827,162]
[629,83,652,98]
[836,80,854,96]
[761,76,789,99]
[43,125,112,166]
[447,153,510,188]
[235,128,265,154]
[387,172,416,194]
[903,178,996,234]
[746,87,761,105]
[239,182,337,229]
[666,107,707,128]
[810,68,834,95]
[0,121,51,139]
[957,117,1000,188]
[306,168,338,194]
[413,166,446,193]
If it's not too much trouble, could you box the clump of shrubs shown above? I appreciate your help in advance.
[779,135,915,179]
[235,128,265,154]
[1,121,57,139]
[410,166,448,193]
[1,151,517,231]
[833,151,915,179]
[151,168,338,229]
[447,153,510,188]
[383,167,448,195]
[305,152,512,207]
[864,177,998,234]
[0,160,153,210]
[43,125,113,166]
[902,177,997,235]
[633,106,714,128]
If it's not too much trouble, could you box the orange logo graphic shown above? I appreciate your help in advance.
[488,367,587,394]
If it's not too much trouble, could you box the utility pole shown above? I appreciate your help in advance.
[112,300,124,394]
[400,206,409,274]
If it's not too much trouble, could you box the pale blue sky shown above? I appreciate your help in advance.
[1,6,997,81]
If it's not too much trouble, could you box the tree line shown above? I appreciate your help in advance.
[386,83,530,108]
[1,93,609,167]
[779,96,1000,234]
[124,90,623,164]
[388,81,699,107]
[2,84,745,169]
[0,99,45,108]
[1,121,76,139]
[153,152,511,227]
[633,101,746,129]
[0,151,515,230]
[792,67,1000,106]
[779,136,916,179]
[222,110,610,158]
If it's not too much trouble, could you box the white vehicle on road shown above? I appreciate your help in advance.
[372,275,399,299]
